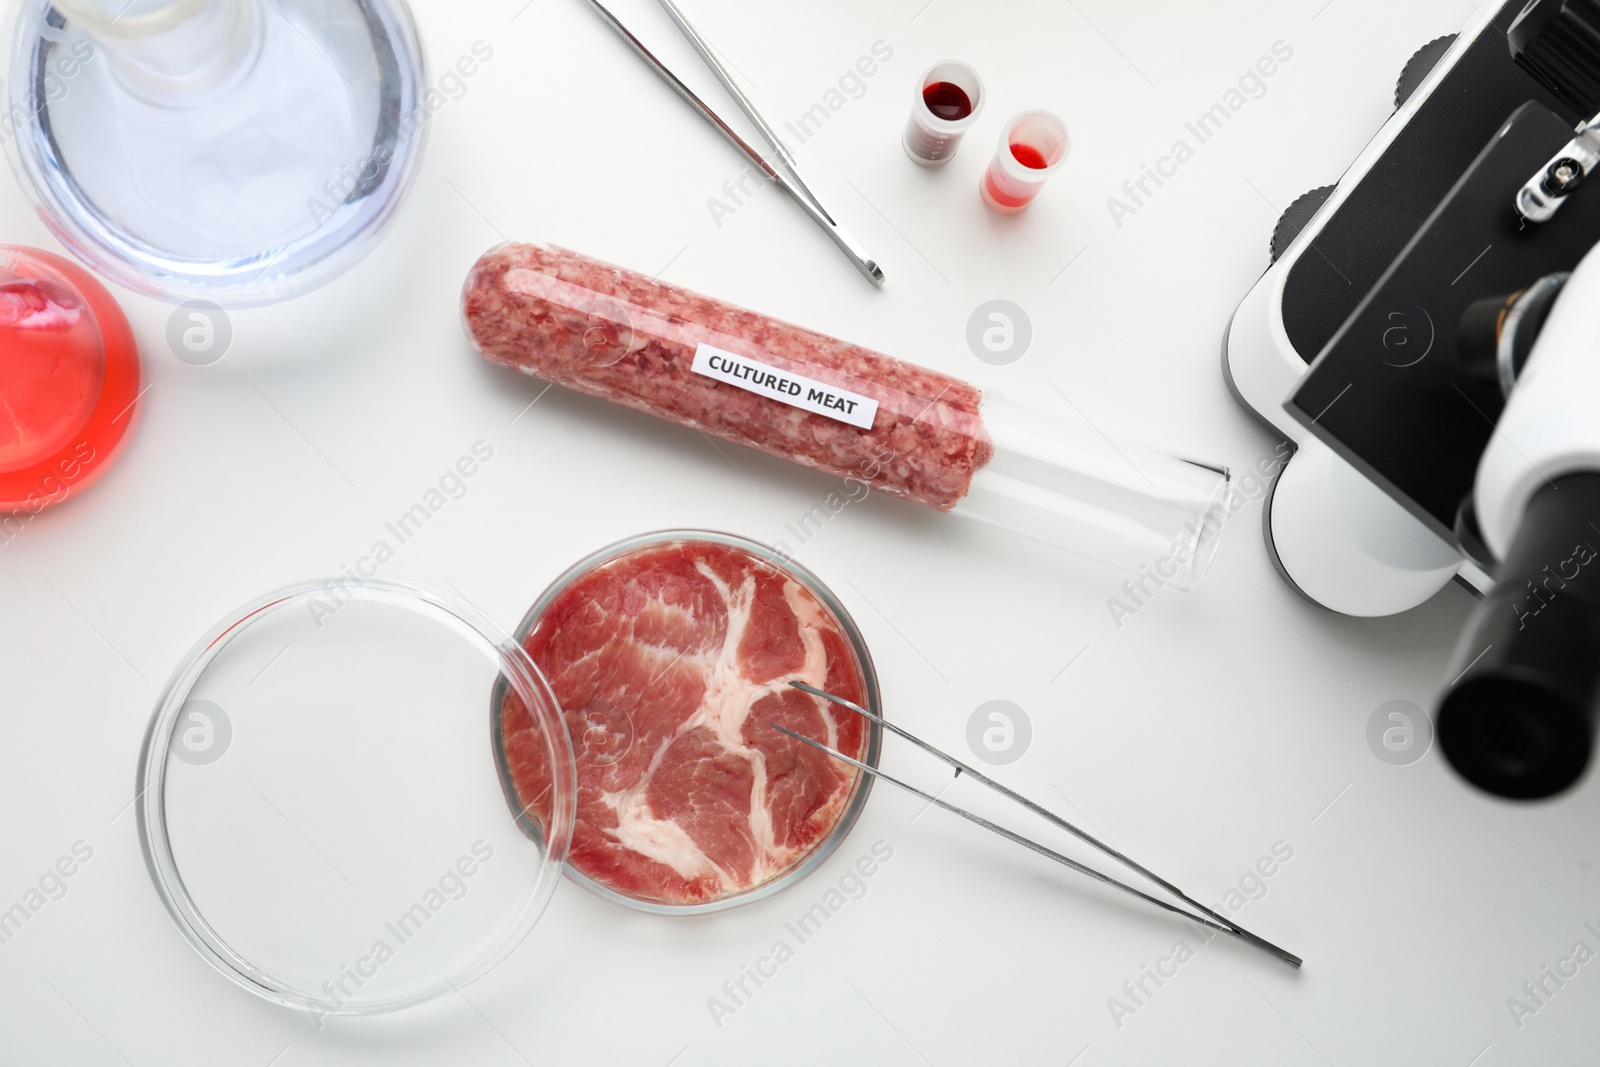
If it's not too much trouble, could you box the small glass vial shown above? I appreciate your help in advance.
[903,60,984,167]
[4,0,428,306]
[981,110,1069,214]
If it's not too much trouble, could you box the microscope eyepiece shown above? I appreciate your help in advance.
[1438,473,1600,798]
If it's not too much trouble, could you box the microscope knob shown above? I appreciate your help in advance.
[1510,0,1600,117]
[1269,185,1336,263]
[1395,34,1458,108]
[1267,33,1456,265]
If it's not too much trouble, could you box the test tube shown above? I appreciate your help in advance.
[466,244,1234,589]
[903,60,984,166]
[981,110,1070,214]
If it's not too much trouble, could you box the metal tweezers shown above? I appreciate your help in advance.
[580,0,884,286]
[776,681,1303,969]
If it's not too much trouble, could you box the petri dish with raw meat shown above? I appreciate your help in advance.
[495,531,883,913]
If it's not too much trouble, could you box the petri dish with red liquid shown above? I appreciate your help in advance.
[0,246,140,516]
[981,111,1071,214]
[904,60,985,166]
[494,530,884,914]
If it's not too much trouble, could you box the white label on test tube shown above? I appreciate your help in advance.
[692,343,880,430]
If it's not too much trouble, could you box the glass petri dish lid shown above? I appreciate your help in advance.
[138,579,576,1017]
[495,530,883,915]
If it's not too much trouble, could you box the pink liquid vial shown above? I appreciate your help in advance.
[0,246,141,520]
[981,111,1070,214]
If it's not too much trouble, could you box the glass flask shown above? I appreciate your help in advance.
[4,0,428,305]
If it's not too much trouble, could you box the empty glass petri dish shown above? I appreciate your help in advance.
[5,0,428,305]
[138,580,577,1017]
[494,530,883,915]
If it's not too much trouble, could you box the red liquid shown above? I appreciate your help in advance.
[1010,142,1051,169]
[0,248,140,519]
[922,81,973,121]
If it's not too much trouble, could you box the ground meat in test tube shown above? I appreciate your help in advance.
[462,243,995,510]
[498,540,871,906]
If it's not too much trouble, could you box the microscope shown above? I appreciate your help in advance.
[1223,0,1600,798]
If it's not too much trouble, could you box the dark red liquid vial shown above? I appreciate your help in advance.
[1009,143,1050,169]
[922,81,973,121]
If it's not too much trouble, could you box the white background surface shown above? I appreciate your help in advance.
[3,0,1598,1063]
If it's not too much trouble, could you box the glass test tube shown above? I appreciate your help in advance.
[464,244,1231,589]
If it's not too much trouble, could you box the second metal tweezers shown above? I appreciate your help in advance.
[776,681,1303,969]
[580,0,884,286]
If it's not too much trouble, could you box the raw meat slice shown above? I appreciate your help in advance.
[500,539,871,906]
